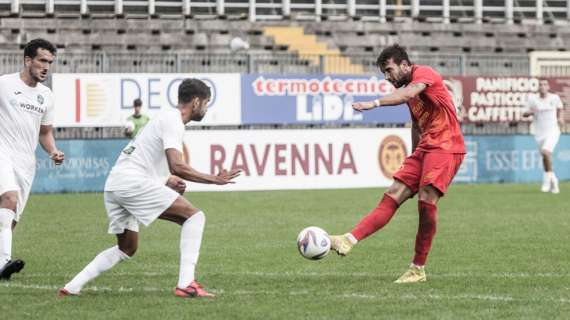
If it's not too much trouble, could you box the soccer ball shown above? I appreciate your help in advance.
[297,226,331,260]
[124,120,135,133]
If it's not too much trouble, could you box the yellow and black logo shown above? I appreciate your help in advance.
[378,135,407,179]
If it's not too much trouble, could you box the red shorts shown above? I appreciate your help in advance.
[393,150,465,195]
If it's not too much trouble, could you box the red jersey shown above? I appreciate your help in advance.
[407,65,465,154]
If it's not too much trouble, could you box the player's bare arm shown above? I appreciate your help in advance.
[39,124,64,165]
[165,148,241,185]
[166,175,187,194]
[352,83,427,112]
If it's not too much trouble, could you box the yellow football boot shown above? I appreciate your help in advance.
[329,234,354,256]
[394,264,427,283]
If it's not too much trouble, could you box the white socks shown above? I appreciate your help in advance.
[64,245,129,294]
[546,172,554,179]
[0,208,15,268]
[177,211,205,288]
[63,211,206,293]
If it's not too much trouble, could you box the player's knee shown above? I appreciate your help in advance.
[184,206,201,219]
[119,244,137,257]
[386,182,412,204]
[418,187,440,204]
[0,193,18,212]
[541,149,552,157]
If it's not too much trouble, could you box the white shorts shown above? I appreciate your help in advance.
[104,180,179,234]
[536,131,560,153]
[0,163,33,222]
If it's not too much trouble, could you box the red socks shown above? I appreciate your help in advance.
[349,195,439,267]
[351,194,399,241]
[413,200,438,266]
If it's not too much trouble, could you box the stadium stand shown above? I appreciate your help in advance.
[0,16,544,75]
[0,1,567,137]
[0,0,568,75]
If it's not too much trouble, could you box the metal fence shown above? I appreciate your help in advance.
[1,0,569,24]
[0,51,530,76]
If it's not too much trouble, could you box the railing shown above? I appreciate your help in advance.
[530,51,570,77]
[0,51,530,76]
[1,0,569,23]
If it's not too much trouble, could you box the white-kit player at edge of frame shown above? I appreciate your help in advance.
[59,79,241,298]
[0,38,65,281]
[523,79,564,194]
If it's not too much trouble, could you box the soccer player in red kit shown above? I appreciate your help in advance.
[329,44,465,283]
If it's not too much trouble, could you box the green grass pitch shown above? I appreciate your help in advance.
[1,183,569,319]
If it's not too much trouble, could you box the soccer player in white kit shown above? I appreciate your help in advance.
[0,39,65,280]
[59,79,240,298]
[523,79,564,194]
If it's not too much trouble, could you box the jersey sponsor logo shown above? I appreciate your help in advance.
[18,102,45,115]
[378,135,407,179]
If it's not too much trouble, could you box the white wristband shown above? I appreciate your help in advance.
[373,99,381,107]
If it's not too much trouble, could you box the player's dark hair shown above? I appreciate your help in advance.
[133,98,143,107]
[24,38,57,59]
[178,78,211,104]
[376,44,412,71]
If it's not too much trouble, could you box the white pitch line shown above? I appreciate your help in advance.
[2,282,570,304]
[17,271,570,279]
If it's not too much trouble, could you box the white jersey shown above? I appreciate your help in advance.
[525,93,563,138]
[105,108,185,191]
[0,72,55,174]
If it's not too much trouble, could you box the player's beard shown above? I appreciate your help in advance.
[392,72,412,88]
[190,110,205,121]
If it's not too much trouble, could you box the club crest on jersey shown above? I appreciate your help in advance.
[37,94,44,105]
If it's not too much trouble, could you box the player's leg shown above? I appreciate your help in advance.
[394,185,440,284]
[395,153,464,284]
[0,191,17,264]
[540,149,553,192]
[60,192,135,296]
[60,233,133,296]
[158,196,214,298]
[541,134,560,194]
[0,190,23,280]
[330,151,421,256]
[536,135,556,192]
[0,164,28,280]
[350,180,414,241]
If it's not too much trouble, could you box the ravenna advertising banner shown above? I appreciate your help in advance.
[184,128,412,191]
